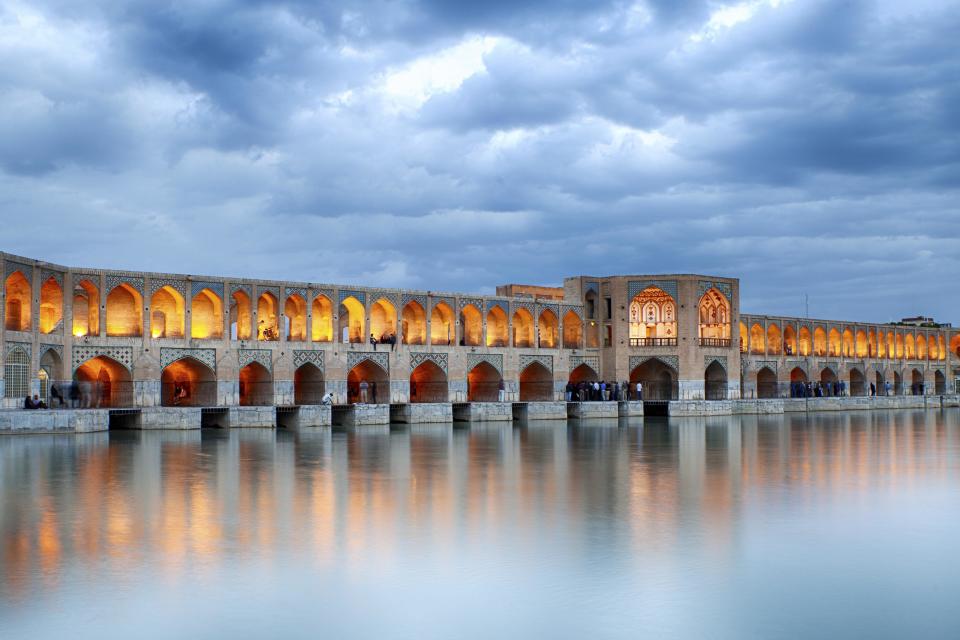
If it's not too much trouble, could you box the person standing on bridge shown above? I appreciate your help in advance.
[498,379,505,402]
[636,381,643,401]
[359,379,369,403]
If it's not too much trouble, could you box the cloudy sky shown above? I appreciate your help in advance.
[1,0,957,323]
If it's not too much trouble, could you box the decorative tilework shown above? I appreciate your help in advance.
[369,290,399,307]
[486,299,509,313]
[821,361,839,373]
[106,275,143,295]
[430,296,456,312]
[72,346,133,372]
[4,261,32,279]
[229,284,251,299]
[148,277,187,298]
[467,353,503,375]
[160,347,217,372]
[347,351,389,372]
[39,344,63,362]
[410,352,448,373]
[628,355,679,373]
[569,355,600,374]
[704,355,728,371]
[338,289,366,305]
[519,354,553,373]
[6,342,31,358]
[751,360,778,373]
[697,280,733,303]
[293,350,325,371]
[459,297,483,312]
[511,300,535,314]
[238,349,272,372]
[536,304,559,317]
[560,305,584,320]
[191,281,224,298]
[584,281,599,295]
[311,288,335,305]
[256,286,280,301]
[40,269,63,287]
[628,280,678,300]
[285,287,307,299]
[402,294,427,309]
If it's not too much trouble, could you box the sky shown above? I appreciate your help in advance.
[0,0,957,323]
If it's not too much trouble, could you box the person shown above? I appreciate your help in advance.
[69,381,80,408]
[885,381,892,396]
[498,378,505,402]
[50,382,63,408]
[321,391,334,405]
[636,381,643,401]
[370,380,378,403]
[359,379,369,403]
[870,382,876,397]
[24,395,35,410]
[370,333,378,350]
[173,383,183,405]
[600,380,607,401]
[564,382,573,402]
[592,381,600,401]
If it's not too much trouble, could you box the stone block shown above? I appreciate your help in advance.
[568,402,620,419]
[294,405,332,427]
[513,402,567,421]
[390,403,453,424]
[228,406,276,428]
[452,402,513,422]
[140,407,202,430]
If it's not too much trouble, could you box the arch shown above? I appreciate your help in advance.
[935,370,946,395]
[347,359,389,404]
[875,370,884,394]
[3,346,30,399]
[629,358,678,401]
[312,295,333,342]
[789,366,807,397]
[4,270,31,332]
[739,322,748,352]
[910,368,924,395]
[430,301,455,346]
[538,309,558,348]
[294,363,325,405]
[39,348,63,406]
[895,333,904,359]
[402,300,426,345]
[750,324,765,355]
[338,296,365,343]
[887,332,897,359]
[629,286,677,342]
[39,276,63,333]
[937,335,946,360]
[828,328,842,356]
[698,288,731,341]
[904,334,915,359]
[72,279,99,337]
[814,326,827,356]
[410,361,448,403]
[512,308,535,348]
[74,356,132,408]
[568,363,599,385]
[460,304,483,346]
[284,294,307,342]
[705,361,727,400]
[928,335,938,361]
[519,362,553,401]
[868,330,878,358]
[766,324,781,355]
[855,330,868,358]
[756,367,777,399]
[821,367,838,395]
[484,305,506,347]
[239,361,272,406]
[842,329,854,357]
[562,310,582,349]
[257,291,279,341]
[150,285,185,339]
[161,357,216,407]
[798,326,812,356]
[468,361,502,402]
[849,368,865,396]
[230,289,252,340]
[783,325,797,356]
[876,331,886,358]
[370,298,397,343]
[191,288,223,339]
[916,334,927,359]
[106,283,143,337]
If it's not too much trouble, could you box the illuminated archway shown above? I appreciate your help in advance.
[519,362,553,401]
[813,327,826,356]
[893,371,902,395]
[538,309,558,348]
[161,357,216,407]
[347,359,389,404]
[821,367,838,394]
[828,328,841,356]
[783,325,797,356]
[756,367,777,399]
[191,288,223,339]
[750,324,765,355]
[629,358,678,401]
[629,287,676,343]
[460,304,482,346]
[467,362,502,402]
[338,296,365,343]
[910,368,923,395]
[151,285,185,338]
[294,364,325,405]
[790,367,808,398]
[887,332,896,359]
[904,334,915,359]
[312,295,333,342]
[4,270,31,332]
[484,306,507,347]
[106,283,143,337]
[284,294,307,342]
[928,335,938,360]
[739,322,748,352]
[257,292,279,341]
[698,288,730,341]
[410,361,448,403]
[842,329,854,357]
[370,298,397,342]
[952,335,960,358]
[569,363,598,386]
[916,334,927,359]
[74,356,132,408]
[239,361,272,406]
[562,310,582,348]
[705,361,727,400]
[39,277,62,334]
[798,326,812,356]
[868,330,877,358]
[513,308,535,348]
[402,300,426,345]
[72,279,99,337]
[767,324,782,355]
[430,302,454,345]
[855,330,867,358]
[230,290,252,340]
[895,333,904,359]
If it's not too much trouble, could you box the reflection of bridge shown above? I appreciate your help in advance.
[2,250,958,425]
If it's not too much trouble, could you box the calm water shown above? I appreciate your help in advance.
[2,410,960,639]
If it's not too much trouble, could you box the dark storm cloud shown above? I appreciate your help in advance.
[0,0,957,322]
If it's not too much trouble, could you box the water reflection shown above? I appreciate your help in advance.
[2,410,959,638]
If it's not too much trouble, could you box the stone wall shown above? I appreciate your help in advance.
[139,407,201,429]
[228,406,276,428]
[390,403,452,424]
[0,409,108,433]
[568,402,619,419]
[452,402,512,422]
[513,401,567,421]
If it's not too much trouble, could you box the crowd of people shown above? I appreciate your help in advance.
[789,380,925,397]
[370,333,397,351]
[564,380,643,401]
[21,381,109,409]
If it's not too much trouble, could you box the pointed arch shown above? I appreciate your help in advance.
[705,360,728,400]
[538,309,558,348]
[151,285,185,338]
[935,370,946,394]
[855,330,867,358]
[910,368,924,395]
[230,289,252,340]
[629,358,678,401]
[887,332,896,359]
[339,295,365,343]
[72,279,100,337]
[106,283,143,337]
[3,345,30,399]
[849,367,865,396]
[467,361,502,402]
[813,326,827,356]
[629,286,677,342]
[460,303,483,346]
[562,310,582,349]
[370,297,397,343]
[39,348,63,405]
[952,334,960,359]
[347,359,389,404]
[39,276,63,333]
[766,324,781,355]
[191,288,223,339]
[512,308,535,348]
[294,363,325,405]
[756,367,777,398]
[311,294,333,342]
[161,356,216,406]
[783,325,797,356]
[402,300,426,345]
[4,270,31,332]
[798,326,812,356]
[750,324,765,354]
[895,333,904,359]
[239,361,273,406]
[916,334,927,359]
[410,360,448,403]
[284,293,307,342]
[698,288,731,342]
[519,361,553,401]
[568,363,598,385]
[257,291,279,341]
[868,330,878,358]
[739,321,748,352]
[828,328,842,356]
[74,355,133,408]
[927,335,937,360]
[904,334,915,359]
[484,305,506,347]
[430,301,454,346]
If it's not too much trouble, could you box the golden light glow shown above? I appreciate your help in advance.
[106,283,143,337]
[4,270,31,331]
[629,286,676,341]
[698,288,730,340]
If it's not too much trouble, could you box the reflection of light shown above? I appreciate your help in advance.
[73,328,87,337]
